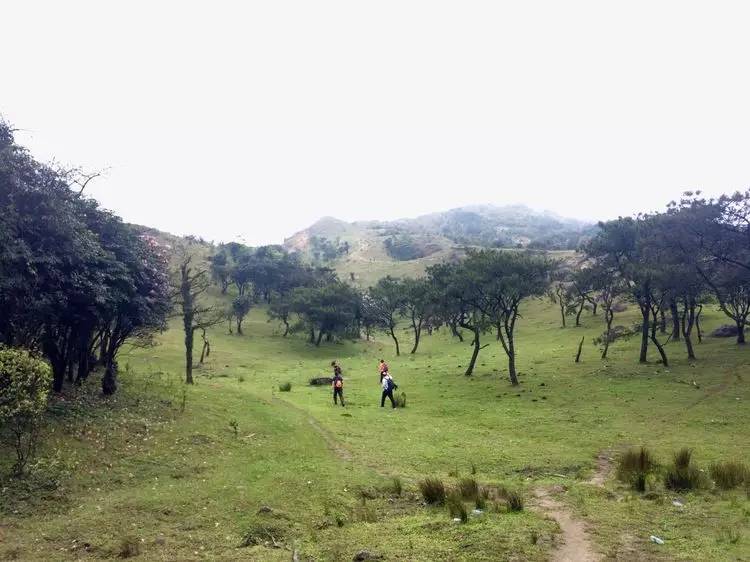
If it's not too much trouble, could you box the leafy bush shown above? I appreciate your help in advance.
[711,461,750,490]
[419,478,446,505]
[0,348,52,476]
[278,382,292,392]
[446,492,468,522]
[458,477,480,501]
[616,447,657,492]
[665,448,708,491]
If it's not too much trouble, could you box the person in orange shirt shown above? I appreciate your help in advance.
[378,359,389,383]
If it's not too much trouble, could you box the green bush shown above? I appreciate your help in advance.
[0,348,52,476]
[278,382,292,392]
[419,478,446,505]
[665,448,708,491]
[711,461,750,490]
[496,486,524,511]
[616,446,657,492]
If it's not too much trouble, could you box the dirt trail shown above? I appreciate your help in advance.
[530,451,613,562]
[532,488,601,562]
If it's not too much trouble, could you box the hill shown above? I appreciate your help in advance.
[283,205,593,285]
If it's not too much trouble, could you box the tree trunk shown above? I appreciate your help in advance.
[389,325,400,356]
[559,300,566,328]
[236,317,243,335]
[650,310,668,367]
[575,299,585,327]
[315,329,324,346]
[639,301,650,363]
[410,323,422,354]
[591,301,598,315]
[695,304,703,343]
[282,319,290,337]
[670,299,681,342]
[309,326,316,344]
[102,361,118,395]
[681,300,696,360]
[497,311,519,385]
[601,307,614,359]
[185,328,194,384]
[737,320,746,344]
[659,308,667,334]
[465,327,481,376]
[575,336,585,363]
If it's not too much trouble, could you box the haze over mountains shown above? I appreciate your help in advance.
[285,204,595,256]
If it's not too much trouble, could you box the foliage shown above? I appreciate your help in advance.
[0,122,170,395]
[0,348,51,475]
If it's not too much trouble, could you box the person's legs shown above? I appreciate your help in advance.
[387,390,396,408]
[336,389,345,406]
[333,390,338,405]
[380,390,387,407]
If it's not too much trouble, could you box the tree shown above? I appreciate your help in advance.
[231,294,254,335]
[401,278,436,354]
[459,250,553,385]
[428,262,489,376]
[289,281,359,345]
[0,348,51,475]
[367,277,407,355]
[587,263,625,359]
[173,251,224,384]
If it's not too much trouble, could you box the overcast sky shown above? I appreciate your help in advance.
[5,1,750,245]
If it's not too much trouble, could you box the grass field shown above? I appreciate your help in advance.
[2,295,749,561]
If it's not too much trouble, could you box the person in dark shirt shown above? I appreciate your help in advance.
[331,361,345,406]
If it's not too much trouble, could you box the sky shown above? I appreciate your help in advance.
[4,1,750,245]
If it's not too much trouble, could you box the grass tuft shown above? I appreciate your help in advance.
[394,392,407,408]
[446,492,468,522]
[419,478,446,505]
[389,476,403,496]
[616,446,656,492]
[117,536,140,558]
[665,448,708,491]
[278,382,292,392]
[457,477,480,501]
[711,461,750,490]
[497,486,524,512]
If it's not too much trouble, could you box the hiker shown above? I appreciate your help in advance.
[332,368,345,407]
[331,360,342,377]
[378,359,389,383]
[381,371,397,408]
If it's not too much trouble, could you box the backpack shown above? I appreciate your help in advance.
[386,377,396,392]
[335,378,343,389]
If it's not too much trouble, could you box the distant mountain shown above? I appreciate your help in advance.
[285,205,595,255]
[283,205,595,285]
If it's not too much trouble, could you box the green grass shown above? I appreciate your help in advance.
[1,296,749,560]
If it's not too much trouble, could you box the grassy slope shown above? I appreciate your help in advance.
[2,297,749,561]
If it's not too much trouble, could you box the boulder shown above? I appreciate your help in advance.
[309,377,333,386]
[711,324,741,338]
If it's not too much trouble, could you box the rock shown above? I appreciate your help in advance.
[353,550,382,561]
[155,535,166,546]
[649,535,665,545]
[257,505,274,514]
[711,324,741,338]
[672,500,684,508]
[309,377,333,386]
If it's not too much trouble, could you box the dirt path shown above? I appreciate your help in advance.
[529,451,612,562]
[532,488,601,562]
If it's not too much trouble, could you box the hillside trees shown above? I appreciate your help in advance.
[173,250,225,384]
[289,281,360,345]
[0,122,171,394]
[367,276,408,355]
[401,278,437,354]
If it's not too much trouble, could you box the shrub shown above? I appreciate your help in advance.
[665,449,708,491]
[475,488,488,510]
[616,447,657,492]
[446,492,468,523]
[394,392,407,408]
[237,375,245,383]
[496,486,524,511]
[419,478,446,505]
[711,461,750,490]
[458,477,480,501]
[279,382,292,392]
[0,348,52,476]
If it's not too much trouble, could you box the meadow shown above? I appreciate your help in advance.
[1,295,749,561]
